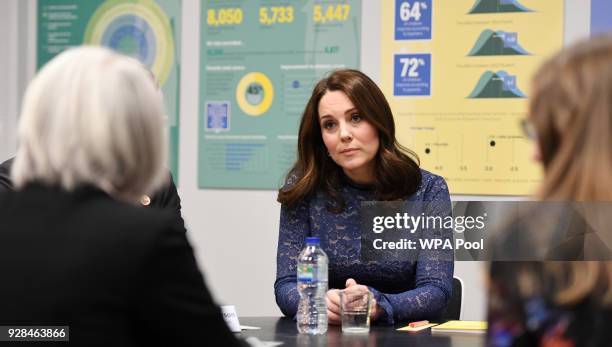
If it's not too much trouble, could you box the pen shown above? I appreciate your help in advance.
[408,320,429,328]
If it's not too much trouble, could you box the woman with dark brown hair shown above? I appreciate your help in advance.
[487,35,612,347]
[274,69,453,325]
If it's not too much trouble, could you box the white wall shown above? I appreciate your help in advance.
[3,0,593,320]
[0,0,19,161]
[0,0,36,162]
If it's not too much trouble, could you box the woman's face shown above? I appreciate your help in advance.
[318,90,380,184]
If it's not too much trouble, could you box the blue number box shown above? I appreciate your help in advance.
[393,53,432,96]
[395,0,432,40]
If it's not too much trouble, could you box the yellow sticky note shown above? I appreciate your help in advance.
[431,320,488,334]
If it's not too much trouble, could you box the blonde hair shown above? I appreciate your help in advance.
[530,34,612,201]
[515,262,612,306]
[524,35,612,306]
[12,46,167,201]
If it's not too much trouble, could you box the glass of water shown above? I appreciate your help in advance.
[339,291,372,334]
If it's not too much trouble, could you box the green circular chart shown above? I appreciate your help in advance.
[84,0,175,85]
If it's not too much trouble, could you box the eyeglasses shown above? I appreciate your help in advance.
[520,119,537,141]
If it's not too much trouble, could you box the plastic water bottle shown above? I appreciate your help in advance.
[297,237,328,334]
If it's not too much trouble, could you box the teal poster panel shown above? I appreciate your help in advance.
[198,0,361,189]
[37,0,181,181]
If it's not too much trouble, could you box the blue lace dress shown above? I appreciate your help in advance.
[274,169,454,324]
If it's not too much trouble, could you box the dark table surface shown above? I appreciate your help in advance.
[238,317,485,347]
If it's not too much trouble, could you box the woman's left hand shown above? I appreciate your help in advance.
[326,289,342,325]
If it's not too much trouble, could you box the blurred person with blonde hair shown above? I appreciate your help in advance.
[487,35,612,347]
[0,46,245,346]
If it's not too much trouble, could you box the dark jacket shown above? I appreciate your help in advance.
[0,183,244,346]
[0,158,11,192]
[0,157,182,217]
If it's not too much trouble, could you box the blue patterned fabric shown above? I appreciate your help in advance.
[274,169,454,324]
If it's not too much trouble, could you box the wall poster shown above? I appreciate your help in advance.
[37,0,181,180]
[381,0,564,195]
[198,0,361,189]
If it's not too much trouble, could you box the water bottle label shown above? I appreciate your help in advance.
[297,263,315,282]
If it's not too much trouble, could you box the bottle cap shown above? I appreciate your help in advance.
[305,237,320,244]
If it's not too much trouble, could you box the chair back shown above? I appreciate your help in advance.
[441,277,463,320]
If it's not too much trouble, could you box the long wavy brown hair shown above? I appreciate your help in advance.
[277,69,421,211]
[524,35,612,306]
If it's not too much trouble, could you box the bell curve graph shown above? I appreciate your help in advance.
[468,29,530,56]
[468,0,532,14]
